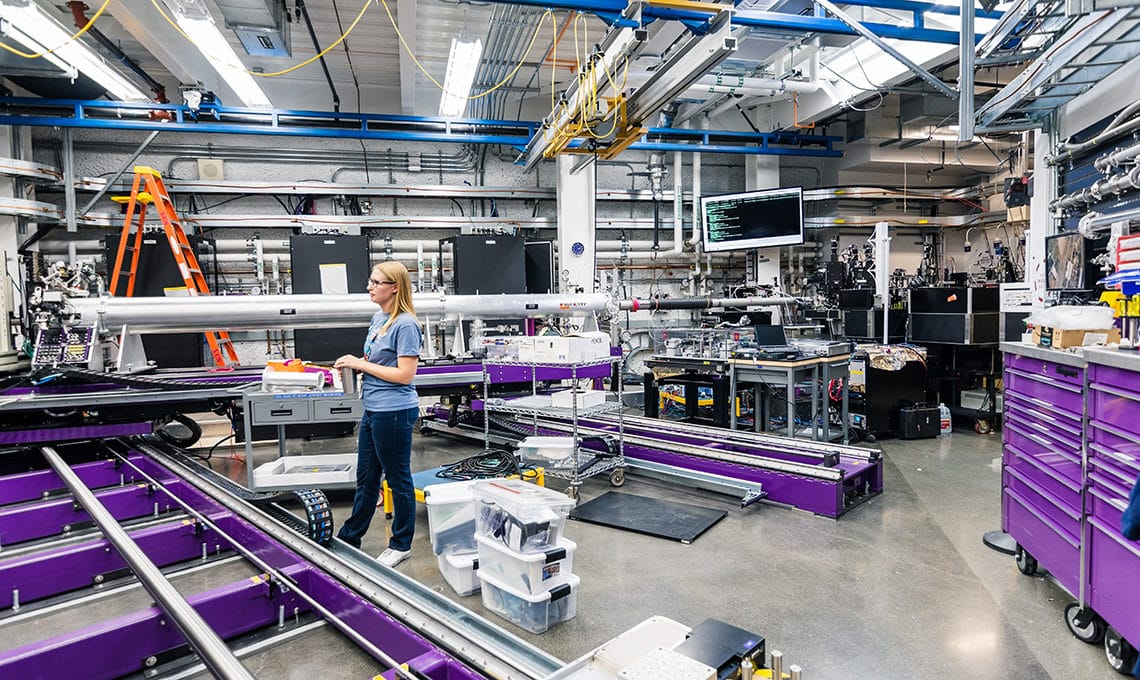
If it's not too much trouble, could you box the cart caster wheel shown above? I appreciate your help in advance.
[609,467,626,487]
[565,486,579,501]
[975,419,992,434]
[1105,627,1138,674]
[1015,544,1038,576]
[1065,602,1106,644]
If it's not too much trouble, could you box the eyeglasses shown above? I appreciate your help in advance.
[367,278,397,288]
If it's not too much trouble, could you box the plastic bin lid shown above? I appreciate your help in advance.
[425,479,494,505]
[479,569,580,603]
[518,436,575,449]
[473,478,576,509]
[475,532,576,563]
[443,550,479,568]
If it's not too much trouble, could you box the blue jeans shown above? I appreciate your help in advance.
[336,406,419,551]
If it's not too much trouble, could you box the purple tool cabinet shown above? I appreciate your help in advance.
[1002,343,1140,671]
[1001,345,1085,596]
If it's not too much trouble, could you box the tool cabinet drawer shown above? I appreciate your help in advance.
[1005,353,1084,388]
[1003,368,1084,418]
[1087,516,1140,647]
[1002,487,1080,595]
[313,399,363,421]
[251,401,312,424]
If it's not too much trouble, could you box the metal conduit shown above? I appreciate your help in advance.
[39,446,257,680]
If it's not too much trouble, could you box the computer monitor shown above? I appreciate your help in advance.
[701,187,805,252]
[1045,232,1108,291]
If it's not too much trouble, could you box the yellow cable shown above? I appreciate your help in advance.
[147,0,370,78]
[0,0,112,59]
[377,0,552,102]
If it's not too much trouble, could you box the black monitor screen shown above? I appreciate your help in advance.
[1045,232,1106,291]
[701,187,804,252]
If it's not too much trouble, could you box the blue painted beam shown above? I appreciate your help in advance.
[0,97,846,158]
[833,0,1004,20]
[650,8,980,45]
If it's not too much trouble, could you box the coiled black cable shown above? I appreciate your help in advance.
[434,449,538,482]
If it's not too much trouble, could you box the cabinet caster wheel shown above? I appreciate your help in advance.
[864,433,877,443]
[1065,603,1106,644]
[1105,627,1138,674]
[609,467,626,487]
[1015,544,1038,576]
[565,486,579,501]
[974,419,992,434]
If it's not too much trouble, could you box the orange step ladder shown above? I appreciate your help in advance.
[109,166,239,367]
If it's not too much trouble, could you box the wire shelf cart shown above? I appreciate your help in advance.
[482,356,625,500]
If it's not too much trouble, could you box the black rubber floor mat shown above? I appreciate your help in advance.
[569,491,727,544]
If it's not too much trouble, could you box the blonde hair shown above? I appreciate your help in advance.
[373,261,417,335]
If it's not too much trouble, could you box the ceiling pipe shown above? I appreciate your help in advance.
[296,0,341,112]
[65,1,166,102]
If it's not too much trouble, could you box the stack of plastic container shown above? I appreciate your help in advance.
[425,480,483,596]
[473,479,580,634]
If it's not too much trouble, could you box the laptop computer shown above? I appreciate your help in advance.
[754,325,799,357]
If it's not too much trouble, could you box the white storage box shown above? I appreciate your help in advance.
[517,436,575,464]
[473,479,575,554]
[476,533,576,595]
[550,388,607,409]
[478,570,579,634]
[481,336,533,362]
[425,479,491,556]
[437,550,480,596]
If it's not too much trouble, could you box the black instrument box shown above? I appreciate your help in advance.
[899,405,940,439]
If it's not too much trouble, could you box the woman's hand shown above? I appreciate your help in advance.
[334,354,364,371]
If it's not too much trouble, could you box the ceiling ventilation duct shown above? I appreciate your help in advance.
[215,0,292,57]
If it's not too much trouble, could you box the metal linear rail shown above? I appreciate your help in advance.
[38,445,255,680]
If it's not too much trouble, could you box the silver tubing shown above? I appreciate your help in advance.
[39,446,256,680]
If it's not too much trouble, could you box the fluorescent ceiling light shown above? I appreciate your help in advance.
[164,0,272,109]
[439,34,482,118]
[0,2,150,101]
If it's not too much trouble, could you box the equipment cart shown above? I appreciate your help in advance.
[482,356,625,500]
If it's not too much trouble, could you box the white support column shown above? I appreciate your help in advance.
[0,126,27,366]
[555,155,596,295]
[744,156,782,317]
[1028,128,1054,307]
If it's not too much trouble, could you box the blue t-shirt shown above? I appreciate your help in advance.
[360,311,421,412]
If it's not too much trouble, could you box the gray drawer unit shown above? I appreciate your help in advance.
[313,399,363,421]
[241,387,364,492]
[251,399,312,425]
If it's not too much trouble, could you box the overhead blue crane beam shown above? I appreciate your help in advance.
[475,0,987,45]
[0,97,843,158]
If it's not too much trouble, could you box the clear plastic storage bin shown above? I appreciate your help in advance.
[516,436,575,465]
[425,479,492,556]
[475,533,576,595]
[437,550,480,596]
[478,570,579,634]
[473,479,576,554]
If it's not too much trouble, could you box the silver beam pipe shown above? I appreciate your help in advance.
[619,295,795,311]
[70,293,612,333]
[38,446,255,680]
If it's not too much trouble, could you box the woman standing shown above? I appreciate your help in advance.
[334,261,421,567]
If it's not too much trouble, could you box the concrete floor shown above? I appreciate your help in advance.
[215,424,1118,680]
[3,422,1117,678]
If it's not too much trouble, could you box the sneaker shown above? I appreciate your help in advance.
[377,548,411,568]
